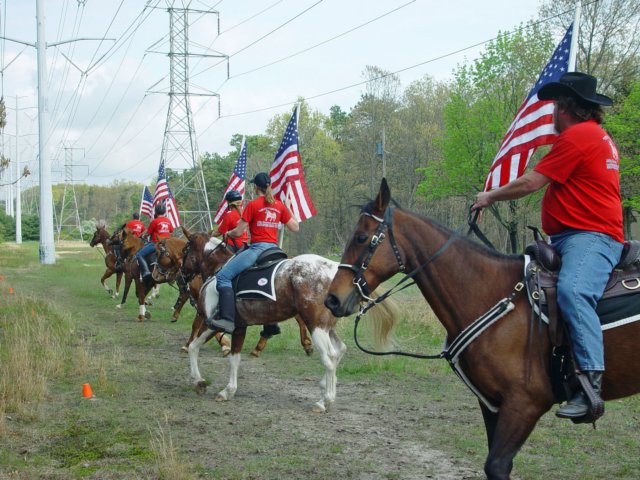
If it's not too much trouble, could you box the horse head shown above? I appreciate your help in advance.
[90,220,108,247]
[121,227,143,256]
[152,237,186,283]
[325,178,400,317]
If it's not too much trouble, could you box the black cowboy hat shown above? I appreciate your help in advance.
[538,72,613,106]
[250,172,271,189]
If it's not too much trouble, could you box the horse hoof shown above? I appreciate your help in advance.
[195,381,207,395]
[137,316,144,322]
[312,402,326,413]
[250,349,261,358]
[215,393,228,402]
[115,304,122,310]
[170,318,178,323]
[222,347,231,357]
[107,289,114,296]
[180,346,188,353]
[305,347,314,356]
[144,312,151,319]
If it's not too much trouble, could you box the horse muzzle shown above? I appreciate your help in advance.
[324,289,360,317]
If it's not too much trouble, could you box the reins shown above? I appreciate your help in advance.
[351,205,510,361]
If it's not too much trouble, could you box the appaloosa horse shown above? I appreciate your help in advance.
[177,229,315,357]
[89,221,123,298]
[324,179,640,479]
[183,230,400,413]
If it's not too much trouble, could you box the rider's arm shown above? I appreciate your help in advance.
[228,219,248,238]
[285,217,299,232]
[472,171,550,210]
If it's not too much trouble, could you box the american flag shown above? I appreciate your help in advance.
[213,138,247,224]
[484,25,573,191]
[139,185,154,218]
[154,161,181,228]
[268,105,317,221]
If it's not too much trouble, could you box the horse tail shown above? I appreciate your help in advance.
[366,291,400,351]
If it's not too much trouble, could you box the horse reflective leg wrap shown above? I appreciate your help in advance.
[209,287,235,334]
[556,370,604,422]
[261,324,281,338]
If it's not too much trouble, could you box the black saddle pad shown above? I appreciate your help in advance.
[233,259,287,300]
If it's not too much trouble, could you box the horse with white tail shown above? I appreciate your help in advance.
[182,232,400,412]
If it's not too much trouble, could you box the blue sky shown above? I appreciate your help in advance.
[1,0,543,187]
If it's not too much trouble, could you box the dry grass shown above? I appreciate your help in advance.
[0,294,77,423]
[149,414,193,480]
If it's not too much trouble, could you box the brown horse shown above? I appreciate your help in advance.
[118,228,161,321]
[151,236,231,355]
[178,230,314,357]
[89,221,123,298]
[183,231,400,412]
[324,179,640,479]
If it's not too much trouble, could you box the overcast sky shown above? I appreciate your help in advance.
[1,0,544,189]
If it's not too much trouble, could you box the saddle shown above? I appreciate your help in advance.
[232,247,288,301]
[524,228,640,421]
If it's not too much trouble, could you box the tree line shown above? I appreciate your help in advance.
[3,1,639,253]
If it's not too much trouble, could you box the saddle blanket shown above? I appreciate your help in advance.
[524,255,640,331]
[233,259,287,301]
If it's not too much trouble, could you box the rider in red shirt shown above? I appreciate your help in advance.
[135,202,174,280]
[125,212,146,237]
[209,172,299,333]
[216,189,249,252]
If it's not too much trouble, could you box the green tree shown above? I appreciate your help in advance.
[418,23,554,252]
[606,81,640,239]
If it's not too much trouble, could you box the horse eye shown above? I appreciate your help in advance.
[356,234,368,244]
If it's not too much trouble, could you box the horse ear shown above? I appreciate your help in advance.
[374,178,391,213]
[181,226,191,238]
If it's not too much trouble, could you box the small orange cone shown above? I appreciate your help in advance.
[8,287,14,295]
[82,383,94,398]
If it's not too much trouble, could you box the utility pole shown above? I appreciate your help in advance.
[35,0,55,263]
[148,2,227,232]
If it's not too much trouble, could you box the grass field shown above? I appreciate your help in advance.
[0,241,639,479]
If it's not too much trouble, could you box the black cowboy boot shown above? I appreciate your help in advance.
[209,287,236,334]
[261,324,281,339]
[556,371,603,419]
[137,257,151,280]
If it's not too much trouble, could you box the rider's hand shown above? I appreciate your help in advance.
[471,192,493,211]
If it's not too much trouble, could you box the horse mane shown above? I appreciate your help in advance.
[361,199,519,263]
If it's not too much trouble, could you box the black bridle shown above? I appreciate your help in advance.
[337,206,406,301]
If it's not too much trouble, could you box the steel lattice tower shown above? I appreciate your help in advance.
[56,147,83,242]
[158,2,225,232]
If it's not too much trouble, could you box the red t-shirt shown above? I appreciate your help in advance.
[218,209,249,247]
[125,219,145,237]
[147,216,174,242]
[534,120,623,243]
[242,196,292,244]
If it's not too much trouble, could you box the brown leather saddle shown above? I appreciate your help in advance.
[524,229,640,421]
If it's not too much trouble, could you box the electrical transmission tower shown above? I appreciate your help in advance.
[152,2,227,232]
[56,147,84,242]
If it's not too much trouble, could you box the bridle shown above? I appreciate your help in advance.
[337,206,405,301]
[154,240,179,282]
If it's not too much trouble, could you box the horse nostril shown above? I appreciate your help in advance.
[324,294,339,311]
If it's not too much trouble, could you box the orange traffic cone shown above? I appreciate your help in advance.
[82,383,94,398]
[8,287,14,295]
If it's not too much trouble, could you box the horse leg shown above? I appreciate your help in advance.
[479,402,499,451]
[215,332,231,357]
[296,315,314,356]
[310,327,342,413]
[188,327,218,394]
[114,271,123,298]
[172,290,189,322]
[483,399,548,480]
[101,269,114,296]
[216,327,247,402]
[116,276,132,310]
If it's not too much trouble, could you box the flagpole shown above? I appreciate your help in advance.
[139,186,146,216]
[568,0,582,72]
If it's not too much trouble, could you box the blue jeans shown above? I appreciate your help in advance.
[216,242,276,289]
[135,241,156,260]
[551,230,623,371]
